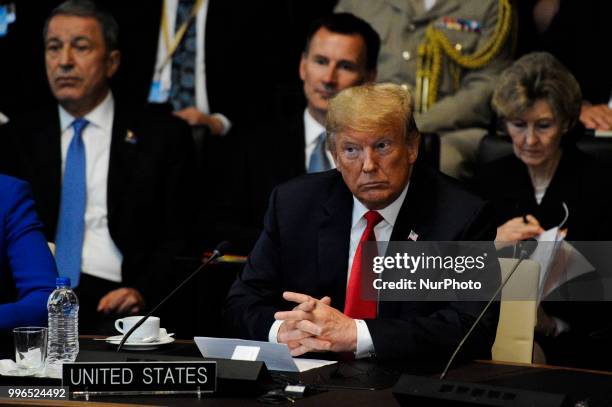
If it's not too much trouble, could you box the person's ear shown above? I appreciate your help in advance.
[299,52,308,81]
[407,133,420,164]
[106,50,121,78]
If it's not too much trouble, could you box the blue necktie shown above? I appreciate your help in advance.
[55,118,89,288]
[308,132,331,173]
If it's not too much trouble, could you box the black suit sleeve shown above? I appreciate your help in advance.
[223,187,286,340]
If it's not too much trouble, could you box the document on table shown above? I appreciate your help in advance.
[293,358,337,372]
[195,337,336,372]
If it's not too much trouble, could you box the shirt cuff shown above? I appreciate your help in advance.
[268,319,284,343]
[354,319,375,359]
[211,113,232,136]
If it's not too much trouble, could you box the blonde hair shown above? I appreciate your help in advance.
[492,52,582,131]
[326,83,418,152]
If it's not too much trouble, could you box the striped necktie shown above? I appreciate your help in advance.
[169,0,197,111]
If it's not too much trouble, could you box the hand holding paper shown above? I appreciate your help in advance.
[495,215,544,244]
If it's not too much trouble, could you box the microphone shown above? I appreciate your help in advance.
[392,243,567,407]
[117,241,230,351]
[439,243,534,379]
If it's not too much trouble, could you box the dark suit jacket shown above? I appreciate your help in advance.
[473,147,612,369]
[111,0,256,126]
[0,103,196,303]
[473,146,612,241]
[224,163,499,361]
[207,110,307,253]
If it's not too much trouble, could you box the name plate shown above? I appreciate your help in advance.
[62,361,216,393]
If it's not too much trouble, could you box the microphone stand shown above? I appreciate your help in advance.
[117,242,229,351]
[439,245,533,379]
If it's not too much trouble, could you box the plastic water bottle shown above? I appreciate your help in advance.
[47,277,79,366]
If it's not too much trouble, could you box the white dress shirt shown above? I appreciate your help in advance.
[304,109,335,170]
[269,182,410,358]
[148,0,231,134]
[59,91,123,283]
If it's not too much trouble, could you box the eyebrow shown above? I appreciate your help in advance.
[45,35,92,44]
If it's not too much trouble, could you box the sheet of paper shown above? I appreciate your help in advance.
[231,345,260,361]
[195,337,298,372]
[541,240,595,298]
[293,358,337,372]
[530,227,562,301]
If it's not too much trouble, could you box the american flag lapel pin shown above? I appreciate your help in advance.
[408,230,419,241]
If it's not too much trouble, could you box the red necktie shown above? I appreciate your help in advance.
[344,210,383,319]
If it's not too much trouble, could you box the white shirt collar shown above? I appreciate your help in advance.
[304,108,326,146]
[351,181,410,228]
[59,91,114,133]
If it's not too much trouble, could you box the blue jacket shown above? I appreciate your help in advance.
[0,175,57,330]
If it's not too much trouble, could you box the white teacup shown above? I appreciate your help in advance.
[114,316,160,342]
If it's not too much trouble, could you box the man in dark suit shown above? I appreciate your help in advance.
[110,0,255,137]
[0,0,194,333]
[224,83,498,361]
[211,13,380,253]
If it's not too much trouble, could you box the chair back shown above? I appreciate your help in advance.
[419,132,440,169]
[477,133,612,169]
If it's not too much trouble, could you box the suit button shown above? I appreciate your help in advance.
[402,51,411,61]
[455,43,463,52]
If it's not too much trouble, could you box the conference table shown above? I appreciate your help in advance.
[1,336,611,406]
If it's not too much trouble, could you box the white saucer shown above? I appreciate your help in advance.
[104,328,175,350]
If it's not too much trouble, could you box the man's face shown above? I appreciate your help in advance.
[332,126,418,210]
[45,15,119,114]
[300,28,375,121]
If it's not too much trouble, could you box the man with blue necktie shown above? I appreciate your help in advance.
[210,14,381,254]
[0,0,195,333]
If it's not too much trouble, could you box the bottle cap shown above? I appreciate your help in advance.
[56,277,71,287]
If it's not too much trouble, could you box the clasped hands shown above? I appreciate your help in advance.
[275,291,357,357]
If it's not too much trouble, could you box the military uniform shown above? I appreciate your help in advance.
[335,0,512,178]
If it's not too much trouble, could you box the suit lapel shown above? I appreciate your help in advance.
[292,113,306,175]
[318,175,353,310]
[107,106,137,224]
[39,109,63,235]
[384,165,439,317]
[390,164,437,242]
